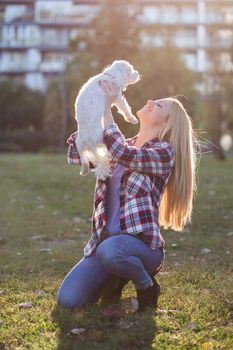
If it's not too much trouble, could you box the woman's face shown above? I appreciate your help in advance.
[136,98,171,127]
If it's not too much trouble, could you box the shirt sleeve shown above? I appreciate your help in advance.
[103,122,175,176]
[66,132,96,169]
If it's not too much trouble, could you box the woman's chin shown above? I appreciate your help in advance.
[136,110,143,118]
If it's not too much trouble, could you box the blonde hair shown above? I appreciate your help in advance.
[157,97,200,231]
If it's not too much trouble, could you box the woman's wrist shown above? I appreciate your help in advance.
[98,80,119,128]
[104,102,114,128]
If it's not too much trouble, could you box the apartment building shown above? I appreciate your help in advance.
[0,0,232,92]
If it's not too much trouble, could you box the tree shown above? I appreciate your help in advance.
[0,78,48,152]
[44,0,198,145]
[0,78,44,131]
[197,23,233,160]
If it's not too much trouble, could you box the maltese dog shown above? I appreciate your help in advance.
[74,59,141,180]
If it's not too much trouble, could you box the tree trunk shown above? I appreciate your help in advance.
[59,75,69,150]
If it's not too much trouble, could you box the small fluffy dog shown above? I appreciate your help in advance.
[74,60,141,180]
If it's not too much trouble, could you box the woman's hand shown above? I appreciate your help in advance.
[98,80,121,128]
[98,80,120,104]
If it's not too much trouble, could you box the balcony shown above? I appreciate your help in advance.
[137,6,198,26]
[3,11,34,24]
[40,60,65,73]
[35,3,99,28]
[0,1,35,5]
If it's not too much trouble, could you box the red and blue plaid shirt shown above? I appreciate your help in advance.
[67,122,175,257]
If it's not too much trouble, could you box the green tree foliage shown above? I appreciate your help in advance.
[44,0,198,145]
[0,79,48,152]
[195,26,233,159]
[0,79,44,131]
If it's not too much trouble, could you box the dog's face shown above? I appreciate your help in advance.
[125,63,141,85]
[105,60,141,87]
[117,61,141,85]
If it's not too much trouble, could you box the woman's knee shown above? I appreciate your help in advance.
[96,238,121,265]
[57,284,87,310]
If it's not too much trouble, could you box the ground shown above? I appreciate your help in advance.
[0,153,232,350]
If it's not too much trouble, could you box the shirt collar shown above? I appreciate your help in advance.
[126,134,159,147]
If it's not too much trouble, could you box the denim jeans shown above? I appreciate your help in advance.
[57,233,165,309]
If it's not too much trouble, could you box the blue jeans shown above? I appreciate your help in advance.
[57,233,165,309]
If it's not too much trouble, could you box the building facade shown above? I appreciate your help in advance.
[0,0,233,92]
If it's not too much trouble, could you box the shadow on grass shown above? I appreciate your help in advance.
[51,297,159,350]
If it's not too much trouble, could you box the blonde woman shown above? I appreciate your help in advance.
[57,80,199,313]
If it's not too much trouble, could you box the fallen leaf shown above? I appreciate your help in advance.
[202,288,210,295]
[40,248,52,253]
[224,298,231,304]
[30,235,47,240]
[89,330,104,340]
[72,216,84,224]
[121,297,138,313]
[208,190,215,196]
[201,342,214,349]
[102,307,126,318]
[158,309,179,313]
[46,239,76,248]
[227,232,233,236]
[184,321,197,329]
[117,320,136,329]
[35,290,47,295]
[18,302,33,309]
[201,248,212,254]
[0,237,7,245]
[69,328,86,335]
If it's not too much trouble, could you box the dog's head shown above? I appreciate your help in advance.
[103,60,141,90]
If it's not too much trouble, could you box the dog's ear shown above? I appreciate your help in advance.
[102,63,112,72]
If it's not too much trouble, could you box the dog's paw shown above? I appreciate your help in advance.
[94,167,111,181]
[80,164,89,176]
[126,115,138,124]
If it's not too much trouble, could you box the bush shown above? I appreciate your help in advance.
[0,130,49,152]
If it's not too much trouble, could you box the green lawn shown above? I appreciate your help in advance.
[0,154,232,350]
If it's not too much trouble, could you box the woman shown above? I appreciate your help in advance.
[57,80,199,313]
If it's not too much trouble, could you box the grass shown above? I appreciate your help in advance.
[0,153,232,350]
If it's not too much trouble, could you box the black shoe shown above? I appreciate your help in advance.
[101,277,129,305]
[136,276,160,313]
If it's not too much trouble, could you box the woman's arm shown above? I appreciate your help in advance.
[66,132,96,169]
[67,81,118,168]
[100,80,175,176]
[103,123,175,176]
[98,80,118,128]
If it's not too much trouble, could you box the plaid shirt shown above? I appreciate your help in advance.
[67,122,175,257]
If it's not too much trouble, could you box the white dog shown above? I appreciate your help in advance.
[74,60,141,180]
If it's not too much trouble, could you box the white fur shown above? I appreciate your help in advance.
[74,60,141,180]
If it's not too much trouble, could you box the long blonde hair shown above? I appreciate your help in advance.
[157,97,200,231]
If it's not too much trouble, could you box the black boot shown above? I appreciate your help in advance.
[136,275,160,313]
[101,277,130,305]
